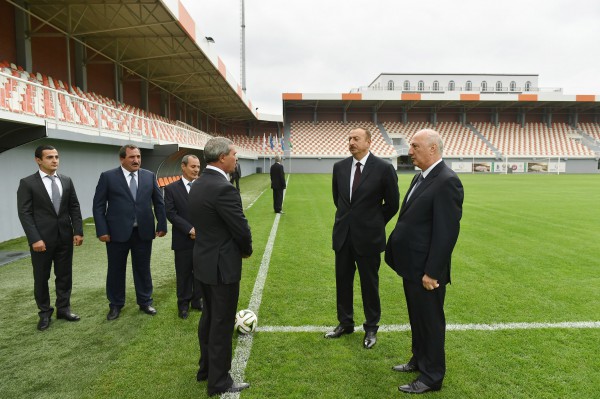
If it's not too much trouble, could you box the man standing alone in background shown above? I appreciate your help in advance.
[270,155,286,214]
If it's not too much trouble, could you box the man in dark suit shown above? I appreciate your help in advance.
[164,154,203,319]
[269,155,286,213]
[92,144,167,321]
[17,145,84,331]
[189,137,252,397]
[229,160,241,191]
[326,127,399,349]
[385,129,464,394]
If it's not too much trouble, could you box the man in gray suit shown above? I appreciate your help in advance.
[17,145,83,331]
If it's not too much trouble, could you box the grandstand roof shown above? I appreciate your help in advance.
[14,0,256,122]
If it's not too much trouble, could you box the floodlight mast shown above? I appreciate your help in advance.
[240,0,246,93]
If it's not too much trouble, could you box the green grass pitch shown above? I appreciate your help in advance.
[1,173,598,398]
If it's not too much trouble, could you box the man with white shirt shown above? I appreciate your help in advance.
[164,154,203,319]
[385,129,464,394]
[189,137,253,396]
[17,145,84,331]
[326,127,399,349]
[92,144,167,321]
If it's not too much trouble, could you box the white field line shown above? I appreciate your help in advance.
[225,179,288,399]
[255,321,600,333]
[244,188,266,210]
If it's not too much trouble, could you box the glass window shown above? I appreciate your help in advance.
[481,81,488,92]
[418,80,424,91]
[466,80,472,91]
[433,80,439,91]
[387,80,394,91]
[510,81,516,91]
[404,80,410,91]
[448,80,455,91]
[496,81,502,91]
[525,81,532,92]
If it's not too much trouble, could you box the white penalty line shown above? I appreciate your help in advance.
[225,181,288,398]
[255,321,600,333]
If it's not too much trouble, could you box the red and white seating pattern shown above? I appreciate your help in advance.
[578,122,600,143]
[473,122,594,157]
[382,121,494,157]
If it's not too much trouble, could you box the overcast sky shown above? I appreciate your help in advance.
[181,0,600,115]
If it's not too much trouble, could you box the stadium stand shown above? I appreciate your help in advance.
[473,122,595,157]
[382,121,495,157]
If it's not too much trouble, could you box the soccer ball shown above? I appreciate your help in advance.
[234,309,257,334]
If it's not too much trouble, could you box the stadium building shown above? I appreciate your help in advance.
[1,0,599,242]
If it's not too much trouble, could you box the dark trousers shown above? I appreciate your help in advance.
[174,248,203,310]
[230,177,240,191]
[105,228,153,308]
[334,237,381,332]
[403,278,446,389]
[30,242,73,317]
[197,280,240,395]
[272,188,284,212]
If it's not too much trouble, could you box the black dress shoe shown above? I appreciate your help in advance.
[37,316,51,331]
[57,310,81,322]
[324,325,354,338]
[399,380,440,394]
[363,330,377,349]
[139,305,157,315]
[178,309,189,319]
[210,382,250,396]
[393,363,419,372]
[107,307,121,321]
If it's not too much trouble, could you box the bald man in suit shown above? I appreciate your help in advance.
[385,129,464,394]
[17,145,83,331]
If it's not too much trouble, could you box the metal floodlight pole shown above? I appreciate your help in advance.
[240,0,246,93]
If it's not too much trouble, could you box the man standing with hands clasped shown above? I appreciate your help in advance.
[189,137,253,396]
[327,127,399,349]
[164,154,203,319]
[93,144,167,321]
[17,145,83,331]
[385,129,464,394]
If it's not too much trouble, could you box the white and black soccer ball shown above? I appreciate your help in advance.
[234,309,257,334]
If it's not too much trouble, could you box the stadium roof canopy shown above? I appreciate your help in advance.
[12,0,256,122]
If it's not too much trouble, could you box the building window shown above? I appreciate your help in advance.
[387,80,394,91]
[510,81,516,91]
[448,80,455,91]
[496,81,502,91]
[525,81,532,91]
[466,80,472,91]
[403,80,410,91]
[481,81,488,92]
[433,80,439,91]
[418,80,424,91]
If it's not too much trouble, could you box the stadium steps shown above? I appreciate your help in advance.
[575,128,600,156]
[466,123,502,157]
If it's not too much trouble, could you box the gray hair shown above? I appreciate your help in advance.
[181,154,199,165]
[274,155,282,163]
[419,129,444,156]
[204,137,233,164]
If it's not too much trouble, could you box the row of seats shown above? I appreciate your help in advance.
[157,175,181,188]
[0,61,220,152]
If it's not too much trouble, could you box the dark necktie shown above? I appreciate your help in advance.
[48,175,61,213]
[187,181,192,193]
[407,173,424,201]
[352,162,362,195]
[129,172,137,200]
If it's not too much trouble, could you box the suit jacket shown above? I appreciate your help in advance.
[189,169,252,285]
[270,162,286,189]
[17,172,83,246]
[164,178,194,251]
[332,153,399,256]
[385,161,464,284]
[92,167,167,242]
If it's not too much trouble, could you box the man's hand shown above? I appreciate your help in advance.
[156,231,167,238]
[73,235,84,246]
[189,227,196,240]
[32,240,46,252]
[99,235,111,242]
[422,274,439,291]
